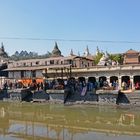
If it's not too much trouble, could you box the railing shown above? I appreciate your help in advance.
[46,64,140,73]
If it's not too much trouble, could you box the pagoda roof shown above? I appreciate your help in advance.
[125,49,139,54]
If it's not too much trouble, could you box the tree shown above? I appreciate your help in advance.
[113,54,124,64]
[94,51,104,65]
[108,53,124,65]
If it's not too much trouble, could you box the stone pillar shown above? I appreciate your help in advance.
[96,77,99,88]
[96,77,99,82]
[85,77,88,83]
[118,76,122,90]
[107,77,110,86]
[130,76,134,90]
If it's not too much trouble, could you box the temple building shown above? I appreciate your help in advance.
[51,42,62,57]
[123,49,140,64]
[0,43,9,77]
[3,43,140,90]
[0,42,9,63]
[83,46,93,60]
[5,43,94,84]
[97,52,112,66]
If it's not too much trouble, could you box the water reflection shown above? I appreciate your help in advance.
[0,102,140,140]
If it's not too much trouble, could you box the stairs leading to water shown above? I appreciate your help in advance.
[125,93,140,105]
[32,90,49,102]
[0,90,9,100]
[116,90,140,105]
[66,90,98,103]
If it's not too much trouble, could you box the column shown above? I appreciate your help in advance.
[118,76,122,90]
[107,77,110,86]
[96,77,99,88]
[85,77,88,83]
[130,75,134,90]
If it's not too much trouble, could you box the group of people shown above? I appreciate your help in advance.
[2,81,22,90]
[2,77,135,93]
[2,80,44,91]
[121,80,132,90]
[96,79,119,90]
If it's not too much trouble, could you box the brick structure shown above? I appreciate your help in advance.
[6,44,94,81]
[123,49,140,64]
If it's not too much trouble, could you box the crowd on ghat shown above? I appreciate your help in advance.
[1,75,137,93]
[2,77,127,93]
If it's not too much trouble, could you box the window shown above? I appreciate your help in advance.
[21,71,24,78]
[69,60,73,64]
[45,61,47,65]
[23,63,26,66]
[55,60,59,65]
[61,61,63,64]
[50,60,54,64]
[32,71,36,78]
[36,61,40,65]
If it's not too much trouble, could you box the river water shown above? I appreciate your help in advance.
[0,102,140,140]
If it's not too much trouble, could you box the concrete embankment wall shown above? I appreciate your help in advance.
[66,90,140,105]
[1,88,140,105]
[115,91,140,105]
[7,89,32,101]
[66,90,118,104]
[0,90,9,100]
[0,89,33,102]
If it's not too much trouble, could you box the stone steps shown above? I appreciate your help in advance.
[125,93,140,105]
[33,90,49,100]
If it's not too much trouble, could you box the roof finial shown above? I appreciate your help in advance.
[70,49,74,56]
[51,42,62,57]
[96,46,100,55]
[78,51,80,56]
[1,42,3,46]
[85,45,90,56]
[1,42,4,51]
[54,41,58,49]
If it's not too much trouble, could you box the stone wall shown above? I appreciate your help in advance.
[98,93,118,104]
[66,90,118,104]
[115,91,140,106]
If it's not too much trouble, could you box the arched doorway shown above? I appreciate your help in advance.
[99,76,107,82]
[57,78,64,85]
[121,76,130,90]
[134,75,140,84]
[78,77,86,88]
[88,77,96,91]
[110,76,118,83]
[68,77,75,81]
[134,75,140,90]
[78,77,86,83]
[121,76,130,83]
[88,77,96,83]
[99,76,107,88]
[110,76,118,89]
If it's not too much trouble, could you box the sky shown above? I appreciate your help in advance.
[0,0,140,56]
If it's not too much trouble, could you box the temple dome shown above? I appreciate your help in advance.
[0,43,8,58]
[83,46,90,56]
[100,54,108,61]
[51,42,62,57]
[98,52,111,66]
[125,49,139,54]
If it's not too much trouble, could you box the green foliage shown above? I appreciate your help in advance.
[94,52,104,65]
[108,53,123,64]
[114,54,124,64]
[94,47,124,65]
